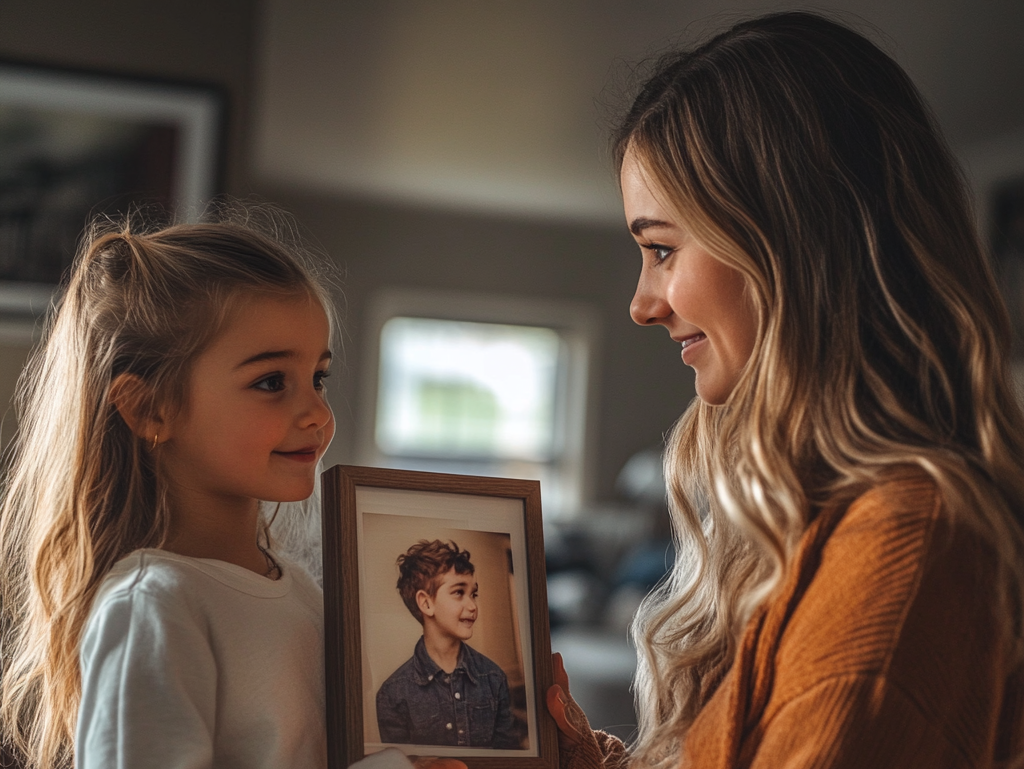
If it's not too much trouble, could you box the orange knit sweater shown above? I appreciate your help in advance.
[564,474,1024,768]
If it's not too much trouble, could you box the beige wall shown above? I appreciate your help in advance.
[0,0,257,195]
[0,0,696,503]
[264,184,695,499]
[0,344,32,450]
[0,0,255,458]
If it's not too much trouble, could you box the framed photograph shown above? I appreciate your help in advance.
[0,60,224,316]
[321,465,558,769]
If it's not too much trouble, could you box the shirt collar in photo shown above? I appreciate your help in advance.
[411,635,481,686]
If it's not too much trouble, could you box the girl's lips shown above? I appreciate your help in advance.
[680,333,707,365]
[274,448,319,463]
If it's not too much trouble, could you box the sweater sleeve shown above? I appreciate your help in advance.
[683,476,1024,768]
[561,730,629,769]
[737,479,1019,768]
[556,684,629,769]
[748,673,972,769]
[76,587,218,769]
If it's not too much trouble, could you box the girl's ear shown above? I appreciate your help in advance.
[416,589,435,619]
[109,373,171,445]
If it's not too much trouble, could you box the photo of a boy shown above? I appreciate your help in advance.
[375,539,522,749]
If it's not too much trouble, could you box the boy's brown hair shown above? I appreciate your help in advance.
[397,540,474,624]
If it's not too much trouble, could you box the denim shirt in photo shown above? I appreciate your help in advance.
[375,636,521,749]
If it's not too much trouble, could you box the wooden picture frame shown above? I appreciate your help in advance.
[321,465,558,769]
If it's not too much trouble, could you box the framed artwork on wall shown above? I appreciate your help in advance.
[321,465,558,769]
[0,60,224,316]
[991,177,1024,359]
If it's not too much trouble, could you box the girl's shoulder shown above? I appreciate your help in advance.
[90,549,319,620]
[83,549,323,651]
[93,549,212,607]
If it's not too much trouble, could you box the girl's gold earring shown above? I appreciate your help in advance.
[151,434,159,451]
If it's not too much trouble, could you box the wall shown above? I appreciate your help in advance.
[0,0,258,465]
[0,0,257,195]
[255,0,1024,222]
[259,183,696,501]
[0,0,698,507]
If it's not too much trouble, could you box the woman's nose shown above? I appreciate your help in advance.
[630,269,671,326]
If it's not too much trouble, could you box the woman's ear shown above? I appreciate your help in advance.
[109,373,170,446]
[416,589,435,619]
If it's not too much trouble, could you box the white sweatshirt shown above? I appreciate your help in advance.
[76,548,415,769]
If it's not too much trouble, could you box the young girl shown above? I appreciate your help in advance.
[0,213,443,769]
[548,12,1024,769]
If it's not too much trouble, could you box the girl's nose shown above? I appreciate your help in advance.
[301,389,333,429]
[630,268,672,326]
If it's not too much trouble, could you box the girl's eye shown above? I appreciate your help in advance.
[314,369,331,391]
[253,373,285,392]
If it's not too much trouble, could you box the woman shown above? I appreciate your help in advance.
[548,11,1024,768]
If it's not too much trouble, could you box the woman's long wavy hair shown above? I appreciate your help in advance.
[0,207,336,769]
[617,12,1024,767]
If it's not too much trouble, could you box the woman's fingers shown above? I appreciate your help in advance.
[548,651,580,746]
[552,651,570,692]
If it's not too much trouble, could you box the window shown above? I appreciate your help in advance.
[358,289,595,517]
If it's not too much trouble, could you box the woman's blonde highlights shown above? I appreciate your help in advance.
[618,13,1024,768]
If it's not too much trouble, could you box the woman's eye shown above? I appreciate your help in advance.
[648,243,674,262]
[253,374,286,392]
[314,369,331,390]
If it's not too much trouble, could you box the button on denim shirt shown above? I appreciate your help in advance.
[375,636,520,749]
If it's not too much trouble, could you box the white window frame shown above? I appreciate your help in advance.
[357,288,598,518]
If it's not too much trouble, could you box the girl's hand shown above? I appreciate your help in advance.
[347,749,466,769]
[546,652,584,749]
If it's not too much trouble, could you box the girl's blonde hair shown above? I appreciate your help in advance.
[615,12,1024,767]
[0,207,336,769]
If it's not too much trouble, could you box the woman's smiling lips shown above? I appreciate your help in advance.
[677,333,708,364]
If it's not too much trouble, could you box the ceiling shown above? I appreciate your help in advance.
[253,0,1024,223]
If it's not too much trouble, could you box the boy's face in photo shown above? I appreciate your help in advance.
[418,568,479,642]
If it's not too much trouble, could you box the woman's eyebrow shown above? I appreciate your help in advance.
[630,216,673,236]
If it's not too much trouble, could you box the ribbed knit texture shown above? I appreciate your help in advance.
[684,473,1024,768]
[561,473,1024,768]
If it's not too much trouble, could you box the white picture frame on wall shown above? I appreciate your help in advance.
[0,60,224,319]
